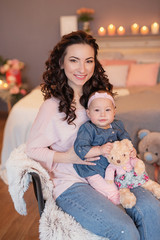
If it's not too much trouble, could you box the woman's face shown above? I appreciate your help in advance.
[61,43,95,90]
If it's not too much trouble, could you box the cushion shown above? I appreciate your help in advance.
[100,59,137,66]
[103,65,129,87]
[127,63,160,87]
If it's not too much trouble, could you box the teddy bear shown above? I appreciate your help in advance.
[105,139,160,209]
[138,129,160,182]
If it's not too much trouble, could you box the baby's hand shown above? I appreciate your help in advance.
[130,147,137,159]
[100,142,113,157]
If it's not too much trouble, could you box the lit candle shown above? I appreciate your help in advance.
[98,27,106,36]
[0,80,3,89]
[107,24,116,36]
[3,83,8,89]
[117,26,125,35]
[140,26,149,35]
[151,22,159,34]
[131,23,139,34]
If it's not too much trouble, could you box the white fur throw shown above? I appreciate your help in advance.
[6,144,108,240]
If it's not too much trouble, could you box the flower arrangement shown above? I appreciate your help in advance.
[0,59,24,85]
[0,57,28,109]
[76,7,95,22]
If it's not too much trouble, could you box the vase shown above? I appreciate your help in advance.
[6,69,21,85]
[83,21,91,33]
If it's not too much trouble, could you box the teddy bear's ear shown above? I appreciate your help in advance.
[138,129,150,140]
[121,139,133,149]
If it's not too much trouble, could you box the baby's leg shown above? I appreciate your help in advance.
[86,174,120,205]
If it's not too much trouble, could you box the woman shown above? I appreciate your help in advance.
[26,31,160,240]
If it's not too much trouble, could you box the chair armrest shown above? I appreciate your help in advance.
[29,172,45,216]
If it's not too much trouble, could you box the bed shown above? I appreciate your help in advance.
[1,34,160,183]
[0,88,44,183]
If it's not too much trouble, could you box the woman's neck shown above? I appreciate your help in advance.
[74,89,83,109]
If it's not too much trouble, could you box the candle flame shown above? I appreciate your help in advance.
[3,83,8,88]
[133,23,138,28]
[119,26,124,31]
[99,27,105,32]
[109,24,114,29]
[153,22,159,27]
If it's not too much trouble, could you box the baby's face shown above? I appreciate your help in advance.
[86,98,116,129]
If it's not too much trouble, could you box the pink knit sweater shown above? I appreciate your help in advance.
[25,97,88,199]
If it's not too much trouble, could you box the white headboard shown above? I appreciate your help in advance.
[96,35,160,63]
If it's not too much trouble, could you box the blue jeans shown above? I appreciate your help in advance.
[56,183,160,240]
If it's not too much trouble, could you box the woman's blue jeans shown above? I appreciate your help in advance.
[56,182,160,240]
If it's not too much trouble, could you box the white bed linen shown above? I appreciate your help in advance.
[0,88,43,181]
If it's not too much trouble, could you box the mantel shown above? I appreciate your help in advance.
[95,35,160,54]
[94,35,160,63]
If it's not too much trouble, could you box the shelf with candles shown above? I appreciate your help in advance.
[95,33,160,38]
[97,22,160,38]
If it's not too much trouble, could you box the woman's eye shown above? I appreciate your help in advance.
[106,109,110,112]
[155,153,158,156]
[70,59,77,62]
[95,109,99,112]
[86,60,94,63]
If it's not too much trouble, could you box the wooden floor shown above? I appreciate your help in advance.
[0,112,39,240]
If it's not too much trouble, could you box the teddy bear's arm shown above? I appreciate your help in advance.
[133,158,146,175]
[130,147,137,159]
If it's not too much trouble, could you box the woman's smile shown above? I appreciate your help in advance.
[74,74,88,80]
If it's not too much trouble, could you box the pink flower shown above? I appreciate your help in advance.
[20,89,27,95]
[0,64,10,74]
[9,86,20,94]
[119,175,125,180]
[115,182,121,188]
[127,184,134,189]
[144,175,149,181]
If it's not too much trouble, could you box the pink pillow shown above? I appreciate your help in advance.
[100,59,136,66]
[127,63,159,87]
[103,65,129,87]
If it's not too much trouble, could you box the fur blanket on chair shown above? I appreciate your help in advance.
[6,144,108,240]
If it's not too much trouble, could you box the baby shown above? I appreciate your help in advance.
[74,90,136,204]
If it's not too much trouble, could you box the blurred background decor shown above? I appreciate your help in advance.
[0,57,28,111]
[76,7,95,33]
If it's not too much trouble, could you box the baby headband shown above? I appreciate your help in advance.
[87,92,115,108]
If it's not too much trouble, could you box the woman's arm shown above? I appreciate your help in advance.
[53,147,99,165]
[26,99,99,172]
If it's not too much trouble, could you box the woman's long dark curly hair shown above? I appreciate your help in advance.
[41,30,113,124]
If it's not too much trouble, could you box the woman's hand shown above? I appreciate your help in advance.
[53,146,100,165]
